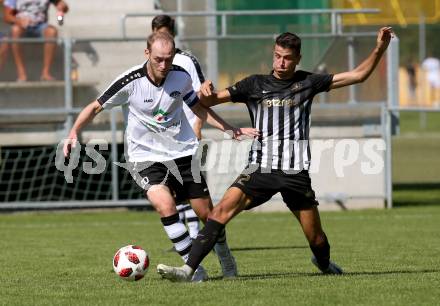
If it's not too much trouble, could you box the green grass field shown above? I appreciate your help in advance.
[1,207,439,306]
[393,111,440,207]
[399,112,440,135]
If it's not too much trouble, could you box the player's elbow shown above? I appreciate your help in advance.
[345,73,365,86]
[89,100,103,115]
[354,68,373,83]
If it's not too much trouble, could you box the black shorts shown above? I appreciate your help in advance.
[134,156,209,202]
[230,169,319,211]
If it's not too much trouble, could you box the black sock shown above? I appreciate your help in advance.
[310,234,330,269]
[216,228,226,244]
[186,218,225,270]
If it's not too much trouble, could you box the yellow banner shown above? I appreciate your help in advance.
[332,0,440,26]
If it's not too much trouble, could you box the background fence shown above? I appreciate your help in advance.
[1,7,438,210]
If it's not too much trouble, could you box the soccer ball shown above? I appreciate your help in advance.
[113,245,149,281]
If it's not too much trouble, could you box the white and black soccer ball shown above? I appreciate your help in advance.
[113,245,149,281]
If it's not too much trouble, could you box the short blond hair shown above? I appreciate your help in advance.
[147,31,175,51]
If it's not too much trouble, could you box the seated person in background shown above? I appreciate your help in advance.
[0,0,10,71]
[0,31,9,71]
[3,0,68,81]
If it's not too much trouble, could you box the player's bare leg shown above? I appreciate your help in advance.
[292,207,343,274]
[188,196,213,222]
[146,185,178,217]
[209,187,252,223]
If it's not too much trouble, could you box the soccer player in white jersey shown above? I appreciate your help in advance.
[157,27,394,282]
[63,32,259,281]
[152,15,204,244]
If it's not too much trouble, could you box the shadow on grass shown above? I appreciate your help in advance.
[230,245,308,252]
[393,182,440,207]
[394,182,440,191]
[208,268,440,281]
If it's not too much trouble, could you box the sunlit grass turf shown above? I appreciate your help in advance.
[1,206,439,305]
[392,127,440,207]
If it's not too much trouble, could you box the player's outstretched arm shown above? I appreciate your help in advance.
[190,102,259,140]
[63,100,103,158]
[199,80,232,107]
[330,27,394,89]
[191,116,203,140]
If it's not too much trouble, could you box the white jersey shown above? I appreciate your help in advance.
[173,49,205,127]
[97,62,199,162]
[422,57,440,88]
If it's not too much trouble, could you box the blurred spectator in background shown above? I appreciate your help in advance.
[0,29,9,71]
[3,0,68,81]
[405,59,417,101]
[0,0,10,71]
[422,55,440,103]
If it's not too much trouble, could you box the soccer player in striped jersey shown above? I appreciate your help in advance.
[63,31,259,281]
[157,27,394,281]
[152,15,204,245]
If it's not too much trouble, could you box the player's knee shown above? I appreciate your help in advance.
[208,204,229,224]
[195,208,209,222]
[151,200,176,217]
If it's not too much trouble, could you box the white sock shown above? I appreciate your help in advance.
[176,203,187,222]
[184,208,200,239]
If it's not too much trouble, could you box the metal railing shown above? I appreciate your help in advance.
[1,8,408,210]
[120,8,380,39]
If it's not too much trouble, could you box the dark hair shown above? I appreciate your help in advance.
[151,15,175,36]
[147,31,175,51]
[275,32,301,55]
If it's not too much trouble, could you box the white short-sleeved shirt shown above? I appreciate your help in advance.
[4,0,54,26]
[173,49,205,127]
[97,62,199,162]
[422,57,440,88]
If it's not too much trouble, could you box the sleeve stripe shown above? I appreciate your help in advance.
[191,56,205,83]
[176,49,205,83]
[183,90,195,101]
[97,67,144,105]
[186,95,199,108]
[97,81,126,105]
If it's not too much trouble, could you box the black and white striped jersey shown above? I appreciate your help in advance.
[97,62,199,162]
[228,71,333,171]
[174,48,205,127]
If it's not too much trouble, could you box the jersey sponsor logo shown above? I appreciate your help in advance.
[144,98,153,103]
[291,82,302,91]
[233,174,251,186]
[263,98,299,107]
[170,91,182,98]
[153,109,169,122]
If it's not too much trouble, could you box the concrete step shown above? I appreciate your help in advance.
[0,81,98,124]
